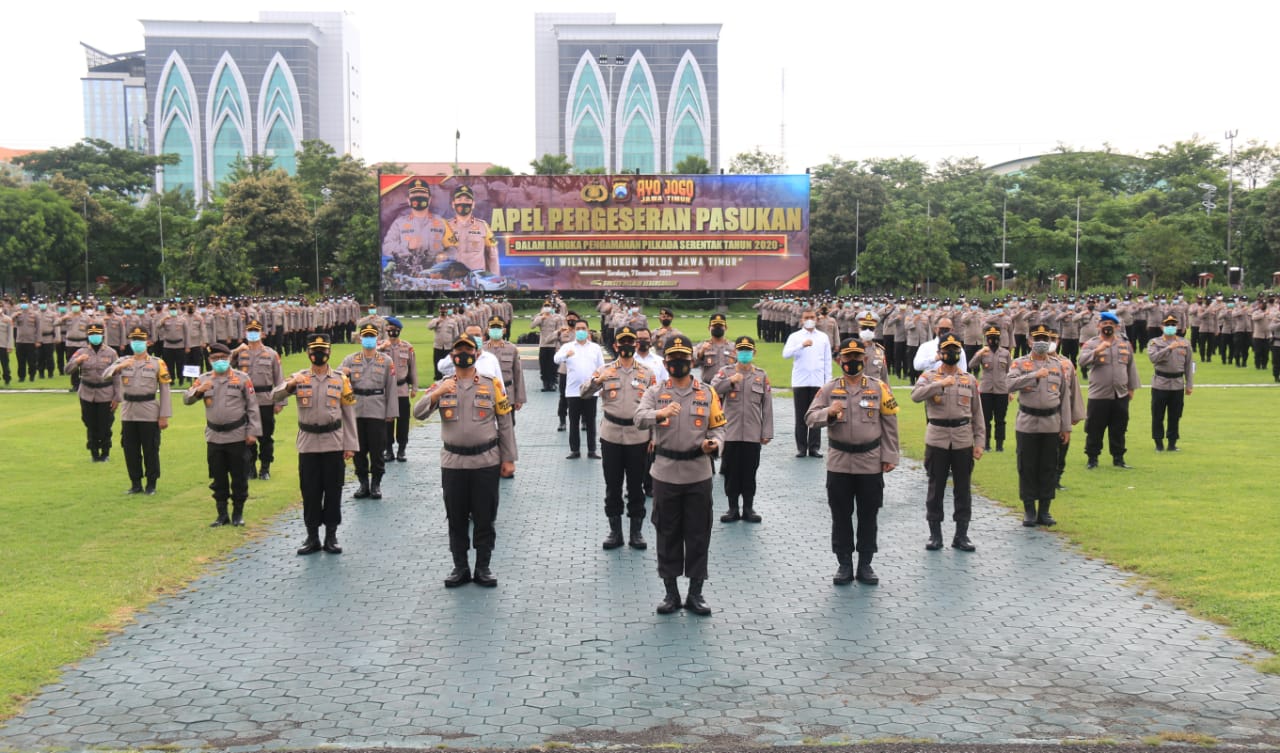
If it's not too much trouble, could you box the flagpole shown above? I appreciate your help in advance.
[1074,197,1081,295]
[455,129,460,170]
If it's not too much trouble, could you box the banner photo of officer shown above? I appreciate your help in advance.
[379,174,811,293]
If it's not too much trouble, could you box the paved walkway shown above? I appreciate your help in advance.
[3,391,1279,750]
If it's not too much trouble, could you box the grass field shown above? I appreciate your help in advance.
[1,311,1277,720]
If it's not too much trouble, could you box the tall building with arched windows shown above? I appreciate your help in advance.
[534,13,720,173]
[96,11,363,202]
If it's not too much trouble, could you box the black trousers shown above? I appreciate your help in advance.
[299,451,344,531]
[433,347,447,382]
[1234,332,1249,366]
[1017,431,1059,503]
[1084,396,1129,461]
[826,471,882,555]
[1060,338,1080,365]
[80,398,114,458]
[121,420,161,485]
[558,373,568,420]
[247,405,276,469]
[1150,388,1185,443]
[906,345,921,383]
[0,346,9,382]
[442,465,499,553]
[979,392,1008,448]
[1190,326,1202,359]
[55,342,66,375]
[353,416,388,481]
[162,347,186,385]
[39,342,55,376]
[1014,334,1029,358]
[1253,338,1269,369]
[652,478,713,579]
[793,386,821,453]
[923,444,973,523]
[1273,345,1280,381]
[567,396,598,453]
[208,440,249,504]
[721,440,762,506]
[893,340,907,378]
[539,347,557,389]
[386,396,411,450]
[601,439,647,518]
[16,343,35,380]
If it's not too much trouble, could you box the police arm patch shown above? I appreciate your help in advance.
[880,382,900,415]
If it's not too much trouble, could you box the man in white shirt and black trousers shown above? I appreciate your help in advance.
[782,309,833,458]
[555,319,606,459]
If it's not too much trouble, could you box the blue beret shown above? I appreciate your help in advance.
[385,317,403,329]
[1099,311,1120,325]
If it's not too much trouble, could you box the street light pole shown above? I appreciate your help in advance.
[315,186,332,294]
[156,165,166,297]
[1225,129,1238,282]
[1074,197,1081,295]
[598,53,625,171]
[1001,197,1007,290]
[83,195,90,295]
[854,199,860,293]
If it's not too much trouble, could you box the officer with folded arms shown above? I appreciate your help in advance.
[184,343,262,527]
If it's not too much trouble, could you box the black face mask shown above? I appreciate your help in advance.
[1101,327,1115,337]
[409,198,429,210]
[840,359,864,376]
[636,340,651,353]
[451,351,477,369]
[616,343,636,358]
[710,326,726,338]
[309,352,329,366]
[387,330,400,339]
[666,359,692,378]
[660,318,673,327]
[454,204,473,216]
[936,328,951,339]
[940,350,961,365]
[986,338,1000,348]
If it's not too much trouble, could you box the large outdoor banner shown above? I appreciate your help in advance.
[379,174,810,293]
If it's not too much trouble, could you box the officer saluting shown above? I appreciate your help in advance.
[235,320,284,480]
[414,334,517,588]
[582,326,656,550]
[380,317,418,463]
[710,336,773,523]
[272,334,359,555]
[805,338,900,586]
[109,326,173,495]
[1147,314,1194,452]
[635,334,726,616]
[340,324,399,500]
[65,322,119,462]
[1008,325,1073,526]
[184,343,262,527]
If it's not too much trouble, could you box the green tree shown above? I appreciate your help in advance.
[808,158,888,290]
[322,157,380,300]
[674,155,711,174]
[728,147,785,174]
[484,165,515,176]
[1126,215,1201,289]
[219,168,309,283]
[13,138,177,198]
[294,139,340,198]
[530,154,573,175]
[0,186,51,289]
[861,206,956,290]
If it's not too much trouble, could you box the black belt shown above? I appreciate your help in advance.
[604,412,635,426]
[82,379,113,389]
[655,446,705,461]
[353,387,384,396]
[927,418,970,427]
[1019,405,1058,417]
[299,420,342,434]
[504,379,513,386]
[207,415,249,433]
[123,393,155,402]
[444,437,499,456]
[829,437,881,454]
[1155,370,1184,379]
[396,377,409,385]
[67,339,87,345]
[164,339,184,345]
[252,384,272,392]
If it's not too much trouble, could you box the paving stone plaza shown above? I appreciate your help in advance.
[2,392,1279,750]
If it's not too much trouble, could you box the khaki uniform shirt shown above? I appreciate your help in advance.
[109,355,173,422]
[861,341,890,383]
[975,346,1011,394]
[383,340,418,398]
[384,210,458,272]
[911,369,985,449]
[532,312,565,347]
[1054,355,1086,426]
[582,361,656,445]
[710,364,774,444]
[483,339,524,405]
[0,313,11,349]
[272,368,359,454]
[449,216,499,273]
[234,345,284,406]
[339,351,399,420]
[65,345,119,402]
[694,338,735,384]
[354,314,386,342]
[635,378,726,485]
[412,374,517,469]
[183,369,263,443]
[1007,355,1073,434]
[1078,336,1141,399]
[1147,336,1194,392]
[805,375,900,475]
[13,309,39,343]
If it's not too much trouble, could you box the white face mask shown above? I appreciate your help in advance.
[802,319,816,330]
[859,329,875,340]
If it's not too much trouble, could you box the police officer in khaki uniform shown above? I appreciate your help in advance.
[184,343,263,527]
[974,325,1011,452]
[531,300,565,391]
[910,335,985,551]
[710,336,774,524]
[694,314,735,383]
[805,338,900,586]
[380,317,418,463]
[1009,325,1074,525]
[448,185,499,273]
[273,334,359,555]
[65,322,119,462]
[1079,311,1141,469]
[235,320,285,480]
[341,324,400,500]
[1147,314,1194,452]
[414,334,517,588]
[109,326,173,494]
[582,326,656,550]
[635,334,726,616]
[857,313,891,383]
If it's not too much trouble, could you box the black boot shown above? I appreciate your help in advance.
[297,528,322,555]
[1037,500,1057,527]
[258,463,270,481]
[383,448,395,462]
[1022,501,1038,527]
[742,497,762,523]
[397,445,407,462]
[952,520,975,551]
[656,578,682,614]
[370,476,383,500]
[1154,438,1164,452]
[925,521,943,550]
[995,441,1004,452]
[247,462,258,480]
[602,515,625,550]
[855,553,879,585]
[473,550,497,587]
[685,578,711,615]
[1167,440,1179,452]
[444,552,471,587]
[353,475,370,499]
[833,552,854,585]
[720,498,740,523]
[210,501,231,528]
[231,501,245,527]
[323,528,342,554]
[628,517,647,549]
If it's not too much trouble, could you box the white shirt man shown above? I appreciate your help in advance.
[913,318,969,374]
[781,311,833,457]
[554,322,607,458]
[437,331,507,396]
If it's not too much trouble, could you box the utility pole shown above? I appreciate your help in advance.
[1225,129,1238,283]
[83,195,90,295]
[1074,197,1081,295]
